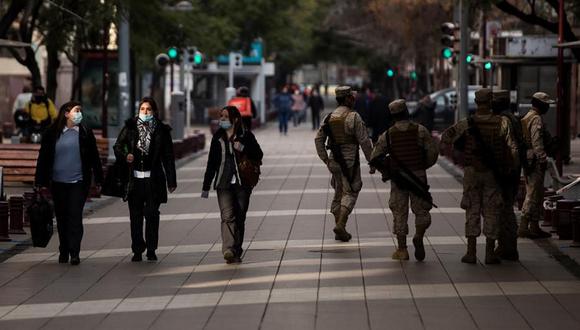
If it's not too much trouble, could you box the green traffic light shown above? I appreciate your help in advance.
[194,52,202,65]
[484,61,493,70]
[466,54,473,63]
[386,69,395,78]
[410,71,417,80]
[168,47,179,59]
[442,48,453,59]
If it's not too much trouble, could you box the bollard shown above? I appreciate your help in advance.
[9,196,26,235]
[0,201,11,241]
[555,200,580,240]
[571,206,580,248]
[23,191,35,227]
[543,195,563,227]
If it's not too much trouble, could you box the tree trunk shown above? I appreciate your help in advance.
[46,39,61,101]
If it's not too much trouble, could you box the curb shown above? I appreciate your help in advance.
[0,149,208,262]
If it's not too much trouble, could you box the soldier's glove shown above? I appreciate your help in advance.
[201,190,210,199]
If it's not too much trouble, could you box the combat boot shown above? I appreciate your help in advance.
[517,215,531,238]
[496,236,519,261]
[529,221,551,239]
[392,236,409,260]
[412,224,428,261]
[485,238,501,264]
[461,236,477,264]
[333,206,352,242]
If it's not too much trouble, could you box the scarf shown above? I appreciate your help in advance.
[137,118,156,155]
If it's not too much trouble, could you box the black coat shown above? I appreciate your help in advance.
[35,124,103,190]
[113,118,177,204]
[203,128,263,191]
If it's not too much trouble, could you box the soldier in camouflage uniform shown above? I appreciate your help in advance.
[491,90,521,260]
[518,92,555,239]
[371,99,438,261]
[440,88,518,264]
[315,86,374,242]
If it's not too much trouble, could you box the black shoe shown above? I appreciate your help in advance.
[131,253,143,262]
[58,254,69,264]
[70,256,80,266]
[146,252,158,261]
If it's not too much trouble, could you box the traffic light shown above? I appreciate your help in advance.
[484,61,493,70]
[441,22,459,60]
[410,71,417,80]
[155,53,170,67]
[167,46,179,62]
[184,47,204,67]
[231,52,243,68]
[466,54,474,63]
[386,68,395,78]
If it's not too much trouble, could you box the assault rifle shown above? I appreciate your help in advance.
[369,136,438,208]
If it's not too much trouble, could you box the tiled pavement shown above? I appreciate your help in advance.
[1,124,580,330]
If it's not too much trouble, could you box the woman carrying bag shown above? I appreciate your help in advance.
[35,101,103,265]
[114,97,176,262]
[202,106,263,264]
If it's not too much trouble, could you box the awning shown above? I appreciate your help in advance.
[0,39,31,48]
[554,41,580,48]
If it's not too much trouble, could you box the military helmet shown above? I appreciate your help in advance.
[388,99,408,114]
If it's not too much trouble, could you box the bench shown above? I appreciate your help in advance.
[0,138,110,184]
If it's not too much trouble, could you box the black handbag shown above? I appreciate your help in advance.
[28,190,54,248]
[102,162,129,199]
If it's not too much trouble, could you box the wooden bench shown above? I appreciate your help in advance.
[0,138,109,184]
[0,144,40,183]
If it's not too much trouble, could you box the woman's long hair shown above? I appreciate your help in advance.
[52,101,82,138]
[221,105,243,138]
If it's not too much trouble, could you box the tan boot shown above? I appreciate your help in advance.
[333,206,352,242]
[461,236,477,264]
[485,238,501,264]
[392,236,409,260]
[529,221,552,239]
[413,225,428,261]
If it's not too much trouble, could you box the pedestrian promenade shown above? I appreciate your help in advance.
[1,124,580,330]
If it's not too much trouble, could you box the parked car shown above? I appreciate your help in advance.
[427,86,482,132]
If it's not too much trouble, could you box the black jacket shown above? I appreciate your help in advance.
[113,118,177,204]
[35,124,103,190]
[203,128,263,191]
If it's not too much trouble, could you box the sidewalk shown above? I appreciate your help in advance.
[0,124,579,329]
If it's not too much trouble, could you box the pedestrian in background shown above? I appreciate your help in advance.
[114,97,177,262]
[35,101,103,265]
[273,86,293,135]
[309,88,324,130]
[412,95,435,133]
[228,86,257,131]
[202,106,263,264]
[291,88,306,127]
[367,91,391,143]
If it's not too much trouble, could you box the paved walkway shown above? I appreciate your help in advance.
[1,124,580,330]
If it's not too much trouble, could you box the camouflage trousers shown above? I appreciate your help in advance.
[328,160,362,217]
[389,178,432,236]
[461,167,503,239]
[522,166,545,223]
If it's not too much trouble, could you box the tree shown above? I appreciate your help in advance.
[492,0,580,60]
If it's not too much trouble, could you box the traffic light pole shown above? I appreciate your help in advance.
[170,63,174,92]
[556,0,564,175]
[458,0,469,120]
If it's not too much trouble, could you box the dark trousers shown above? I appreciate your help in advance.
[51,182,89,257]
[278,110,289,134]
[312,109,320,130]
[128,178,161,254]
[217,185,252,257]
[242,116,253,131]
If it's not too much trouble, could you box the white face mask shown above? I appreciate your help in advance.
[71,112,82,125]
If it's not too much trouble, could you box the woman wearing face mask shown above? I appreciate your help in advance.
[202,106,263,264]
[114,97,177,262]
[35,101,103,265]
